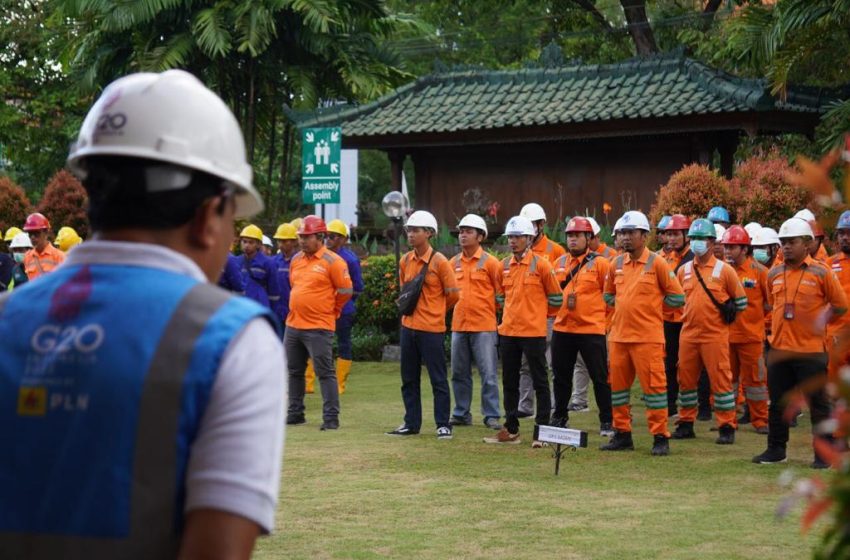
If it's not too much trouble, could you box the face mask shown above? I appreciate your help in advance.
[691,240,709,256]
[13,252,25,263]
[753,248,769,264]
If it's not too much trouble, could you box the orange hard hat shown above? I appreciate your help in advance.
[23,212,50,232]
[665,214,691,231]
[298,215,327,235]
[720,225,751,245]
[565,217,593,233]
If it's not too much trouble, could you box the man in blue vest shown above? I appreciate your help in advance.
[0,70,287,559]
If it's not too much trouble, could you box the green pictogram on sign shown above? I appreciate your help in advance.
[301,127,341,204]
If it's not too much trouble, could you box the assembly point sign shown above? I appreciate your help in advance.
[301,127,342,204]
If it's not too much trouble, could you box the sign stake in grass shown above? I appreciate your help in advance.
[533,425,588,475]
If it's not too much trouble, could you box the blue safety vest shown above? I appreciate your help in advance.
[0,262,275,558]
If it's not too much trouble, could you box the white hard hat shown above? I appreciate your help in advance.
[794,209,816,222]
[457,214,488,238]
[613,217,624,233]
[504,215,536,236]
[714,224,726,240]
[67,70,263,219]
[262,235,272,247]
[617,211,650,232]
[520,203,547,222]
[9,232,33,249]
[406,210,439,232]
[778,217,814,239]
[752,227,780,246]
[585,216,601,236]
[744,222,762,238]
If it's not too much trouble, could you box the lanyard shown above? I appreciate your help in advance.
[783,264,807,306]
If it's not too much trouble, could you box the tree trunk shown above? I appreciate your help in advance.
[266,102,277,218]
[246,58,256,163]
[568,0,614,30]
[620,0,658,56]
[278,119,293,217]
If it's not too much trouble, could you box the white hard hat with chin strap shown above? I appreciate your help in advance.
[67,70,263,219]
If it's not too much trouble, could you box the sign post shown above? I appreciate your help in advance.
[301,127,342,205]
[533,425,588,475]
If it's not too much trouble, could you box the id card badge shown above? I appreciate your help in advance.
[784,303,795,320]
[567,293,577,310]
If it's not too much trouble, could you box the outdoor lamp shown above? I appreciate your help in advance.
[381,191,408,219]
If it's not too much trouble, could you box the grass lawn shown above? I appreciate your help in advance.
[255,362,823,559]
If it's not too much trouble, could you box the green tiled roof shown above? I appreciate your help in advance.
[288,52,841,139]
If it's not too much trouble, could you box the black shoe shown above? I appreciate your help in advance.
[651,435,670,456]
[811,456,830,469]
[715,424,735,445]
[600,431,634,451]
[738,406,751,425]
[320,419,339,431]
[671,422,695,440]
[599,422,615,437]
[517,410,534,418]
[752,446,787,464]
[552,416,569,429]
[449,415,472,426]
[386,424,419,436]
[697,409,712,421]
[286,414,306,425]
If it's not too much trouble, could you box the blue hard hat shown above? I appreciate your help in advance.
[838,211,850,230]
[657,215,671,229]
[707,206,730,223]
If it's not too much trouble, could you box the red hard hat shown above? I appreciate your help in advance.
[23,212,50,232]
[665,214,691,231]
[565,217,593,233]
[809,219,825,238]
[298,214,327,235]
[721,225,750,245]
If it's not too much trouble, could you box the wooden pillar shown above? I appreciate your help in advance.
[388,150,405,192]
[718,137,736,179]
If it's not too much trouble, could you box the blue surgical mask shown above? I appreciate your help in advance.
[13,252,25,263]
[753,248,769,264]
[691,240,709,256]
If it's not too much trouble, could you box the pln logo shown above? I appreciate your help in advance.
[31,324,105,354]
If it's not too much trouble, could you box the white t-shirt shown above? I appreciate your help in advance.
[64,241,287,533]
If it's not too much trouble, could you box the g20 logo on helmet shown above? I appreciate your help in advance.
[31,324,105,354]
[95,112,127,135]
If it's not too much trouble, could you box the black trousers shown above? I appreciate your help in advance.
[767,354,831,450]
[551,331,613,424]
[501,335,549,434]
[663,321,681,415]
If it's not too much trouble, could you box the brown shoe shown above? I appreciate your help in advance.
[483,428,521,444]
[531,440,548,449]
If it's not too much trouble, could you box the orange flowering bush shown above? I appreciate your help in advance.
[0,176,33,235]
[354,255,399,340]
[650,164,732,226]
[730,152,815,229]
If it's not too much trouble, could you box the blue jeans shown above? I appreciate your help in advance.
[336,313,355,360]
[400,327,450,430]
[450,331,501,422]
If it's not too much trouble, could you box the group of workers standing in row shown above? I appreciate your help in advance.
[1,214,82,291]
[384,202,848,468]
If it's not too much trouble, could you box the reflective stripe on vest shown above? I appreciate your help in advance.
[0,283,241,559]
[615,252,655,273]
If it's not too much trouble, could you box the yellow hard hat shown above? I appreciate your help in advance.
[4,227,22,242]
[273,223,297,240]
[289,217,303,232]
[327,219,349,237]
[54,226,83,252]
[240,224,263,241]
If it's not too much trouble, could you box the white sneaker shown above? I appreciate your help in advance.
[436,426,453,440]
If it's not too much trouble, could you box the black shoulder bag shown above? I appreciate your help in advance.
[396,253,433,316]
[692,264,737,324]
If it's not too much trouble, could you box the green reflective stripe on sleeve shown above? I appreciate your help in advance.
[678,390,698,408]
[664,294,685,307]
[604,293,615,307]
[644,393,668,409]
[548,294,563,306]
[735,297,748,310]
[337,288,354,294]
[834,306,848,316]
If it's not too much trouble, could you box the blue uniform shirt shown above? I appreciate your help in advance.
[240,252,281,320]
[336,246,363,316]
[218,253,245,294]
[272,252,293,322]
